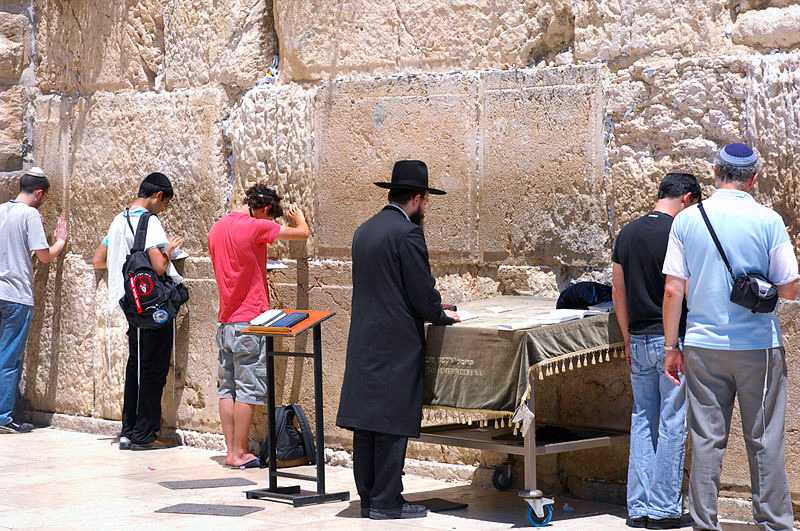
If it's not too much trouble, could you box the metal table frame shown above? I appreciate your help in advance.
[237,311,350,507]
[418,365,630,520]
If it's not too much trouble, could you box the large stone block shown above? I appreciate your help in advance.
[744,55,800,250]
[606,58,749,230]
[314,72,479,261]
[0,12,29,83]
[574,0,733,68]
[226,84,315,259]
[22,253,95,416]
[732,6,800,49]
[275,0,574,81]
[65,88,229,258]
[36,0,167,93]
[0,85,26,171]
[479,66,608,267]
[164,0,278,89]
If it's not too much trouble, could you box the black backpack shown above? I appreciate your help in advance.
[119,210,189,329]
[259,404,316,468]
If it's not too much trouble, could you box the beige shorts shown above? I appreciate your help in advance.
[216,322,267,405]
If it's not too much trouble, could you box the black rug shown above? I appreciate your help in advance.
[158,478,257,490]
[155,503,263,516]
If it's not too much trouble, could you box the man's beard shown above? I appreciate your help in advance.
[409,209,424,227]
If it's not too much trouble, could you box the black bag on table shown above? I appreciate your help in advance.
[259,404,316,468]
[119,209,189,329]
[556,281,612,310]
[698,201,778,313]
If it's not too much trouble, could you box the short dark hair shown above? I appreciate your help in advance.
[138,172,174,199]
[658,172,701,203]
[388,188,426,205]
[715,157,759,184]
[20,174,50,194]
[244,184,283,218]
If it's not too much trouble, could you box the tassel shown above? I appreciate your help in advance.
[605,351,610,362]
[538,369,544,380]
[568,359,574,370]
[591,353,596,365]
[577,357,582,368]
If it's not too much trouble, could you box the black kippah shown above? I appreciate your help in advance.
[143,172,171,187]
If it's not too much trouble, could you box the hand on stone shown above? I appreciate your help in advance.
[54,216,68,242]
[664,349,684,387]
[286,203,305,226]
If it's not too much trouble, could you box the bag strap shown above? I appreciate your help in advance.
[130,211,152,253]
[259,405,288,464]
[698,202,736,282]
[288,404,316,465]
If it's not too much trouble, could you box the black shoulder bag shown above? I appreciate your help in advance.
[119,210,189,328]
[697,202,778,313]
[259,404,317,468]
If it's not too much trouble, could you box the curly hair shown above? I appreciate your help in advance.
[244,184,284,218]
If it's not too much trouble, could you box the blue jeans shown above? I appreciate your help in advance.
[627,335,687,519]
[0,300,34,426]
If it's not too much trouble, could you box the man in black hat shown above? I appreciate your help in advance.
[336,160,459,520]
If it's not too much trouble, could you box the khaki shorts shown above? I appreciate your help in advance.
[216,322,267,405]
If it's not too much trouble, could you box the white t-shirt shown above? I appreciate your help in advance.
[102,207,183,313]
[0,201,49,306]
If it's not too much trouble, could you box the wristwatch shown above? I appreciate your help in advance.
[663,342,681,351]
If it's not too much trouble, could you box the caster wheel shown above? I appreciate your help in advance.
[492,468,513,490]
[527,504,553,527]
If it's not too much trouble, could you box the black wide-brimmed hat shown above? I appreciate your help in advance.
[374,160,446,195]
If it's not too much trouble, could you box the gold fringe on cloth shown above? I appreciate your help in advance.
[422,342,625,431]
[529,342,625,381]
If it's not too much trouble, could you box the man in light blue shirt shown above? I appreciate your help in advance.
[662,143,799,531]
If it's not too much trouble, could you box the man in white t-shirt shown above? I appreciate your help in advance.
[0,167,68,433]
[662,144,799,531]
[93,172,183,450]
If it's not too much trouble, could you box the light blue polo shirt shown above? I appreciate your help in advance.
[663,189,798,350]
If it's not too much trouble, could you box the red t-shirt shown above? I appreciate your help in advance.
[208,212,281,323]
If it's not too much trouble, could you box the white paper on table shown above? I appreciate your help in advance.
[266,259,289,270]
[454,310,479,322]
[498,309,602,330]
[486,306,511,313]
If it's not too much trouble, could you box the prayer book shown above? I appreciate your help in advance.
[250,309,286,326]
[454,310,478,322]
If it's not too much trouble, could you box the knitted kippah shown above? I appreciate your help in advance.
[143,172,171,187]
[719,143,758,167]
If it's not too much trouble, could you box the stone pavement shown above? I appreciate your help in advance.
[0,428,757,530]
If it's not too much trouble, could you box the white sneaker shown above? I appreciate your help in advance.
[119,436,132,450]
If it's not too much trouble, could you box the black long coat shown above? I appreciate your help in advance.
[336,206,455,438]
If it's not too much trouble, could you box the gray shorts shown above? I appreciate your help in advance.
[216,322,267,405]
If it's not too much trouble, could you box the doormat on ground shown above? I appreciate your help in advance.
[158,478,257,489]
[411,498,468,512]
[155,503,263,516]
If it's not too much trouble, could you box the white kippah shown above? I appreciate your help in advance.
[24,166,46,178]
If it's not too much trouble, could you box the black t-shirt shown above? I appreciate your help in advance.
[612,211,687,337]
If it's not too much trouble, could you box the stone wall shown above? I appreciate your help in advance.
[4,0,800,519]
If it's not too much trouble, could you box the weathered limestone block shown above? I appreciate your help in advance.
[275,0,574,81]
[22,253,95,416]
[315,72,479,261]
[226,83,315,258]
[480,67,608,267]
[162,279,222,434]
[65,87,229,258]
[497,265,560,297]
[0,12,29,83]
[91,276,128,421]
[36,0,167,93]
[574,0,732,68]
[606,58,749,229]
[744,55,800,248]
[0,85,26,171]
[164,0,277,89]
[434,272,500,305]
[732,6,800,49]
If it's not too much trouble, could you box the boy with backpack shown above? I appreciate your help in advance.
[92,172,185,450]
[208,184,309,468]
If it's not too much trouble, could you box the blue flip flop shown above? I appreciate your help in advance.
[225,457,262,470]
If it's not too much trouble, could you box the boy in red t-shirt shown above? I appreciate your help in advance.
[208,184,309,468]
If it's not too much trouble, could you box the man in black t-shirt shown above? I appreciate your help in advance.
[612,172,700,530]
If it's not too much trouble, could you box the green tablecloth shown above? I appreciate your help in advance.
[424,296,624,417]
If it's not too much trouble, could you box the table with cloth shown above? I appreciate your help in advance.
[418,295,630,524]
